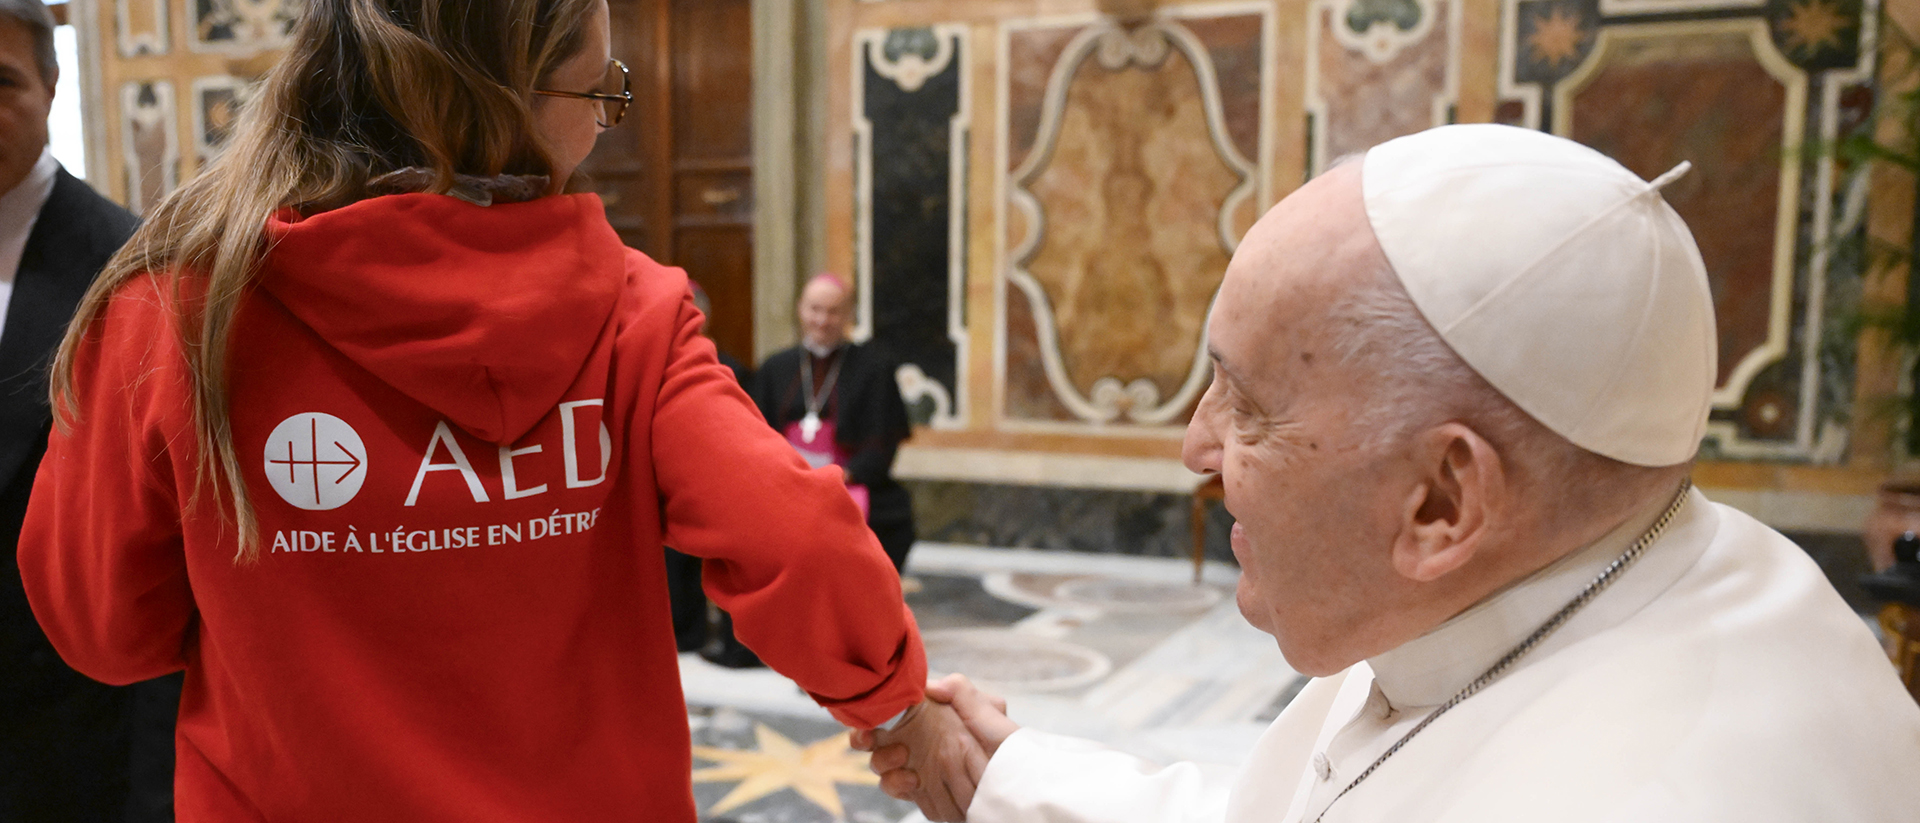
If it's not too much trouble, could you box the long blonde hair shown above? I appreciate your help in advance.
[50,0,598,561]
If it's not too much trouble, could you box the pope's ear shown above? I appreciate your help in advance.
[1391,423,1503,583]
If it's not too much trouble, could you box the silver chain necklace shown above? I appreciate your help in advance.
[798,348,844,444]
[1309,479,1692,823]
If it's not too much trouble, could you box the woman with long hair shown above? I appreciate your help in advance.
[16,1,956,819]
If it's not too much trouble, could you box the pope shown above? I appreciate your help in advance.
[860,124,1920,822]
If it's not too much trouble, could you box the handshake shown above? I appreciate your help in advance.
[850,674,1019,822]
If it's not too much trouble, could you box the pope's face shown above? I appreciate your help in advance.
[0,16,53,197]
[1182,163,1415,677]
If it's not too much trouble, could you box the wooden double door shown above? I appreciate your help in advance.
[584,0,757,367]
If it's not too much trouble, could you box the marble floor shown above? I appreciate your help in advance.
[679,543,1300,823]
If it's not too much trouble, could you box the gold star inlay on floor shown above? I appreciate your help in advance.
[691,724,881,818]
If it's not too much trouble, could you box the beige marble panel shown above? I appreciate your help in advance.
[1022,42,1237,403]
[1314,0,1452,166]
[1008,25,1085,172]
[115,0,169,57]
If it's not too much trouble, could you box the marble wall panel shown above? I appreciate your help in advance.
[121,80,179,216]
[1492,0,1874,461]
[1004,285,1077,422]
[836,0,1881,473]
[1022,37,1236,402]
[116,0,170,57]
[1006,26,1083,175]
[192,0,300,53]
[1000,14,1266,429]
[1310,0,1455,171]
[191,75,249,161]
[1183,14,1266,165]
[859,26,968,427]
[1566,30,1790,389]
[1766,0,1863,71]
[1508,0,1601,125]
[87,0,300,208]
[908,479,1236,562]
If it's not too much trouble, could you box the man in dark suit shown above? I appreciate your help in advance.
[0,2,178,820]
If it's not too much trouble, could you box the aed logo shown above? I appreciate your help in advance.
[261,401,612,511]
[265,413,367,511]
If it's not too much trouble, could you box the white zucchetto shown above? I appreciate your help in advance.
[1361,124,1717,467]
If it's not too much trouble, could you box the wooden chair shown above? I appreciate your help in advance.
[1863,532,1920,704]
[1876,604,1920,704]
[1189,474,1225,584]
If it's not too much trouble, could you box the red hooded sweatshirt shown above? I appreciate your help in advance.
[19,193,925,822]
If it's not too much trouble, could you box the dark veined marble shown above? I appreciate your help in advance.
[864,28,964,425]
[906,479,1236,564]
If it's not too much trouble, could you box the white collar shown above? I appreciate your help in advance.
[1366,485,1709,709]
[1,148,59,234]
[803,340,845,359]
[1,148,61,287]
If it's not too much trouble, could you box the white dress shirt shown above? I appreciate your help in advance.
[971,488,1920,822]
[0,148,61,343]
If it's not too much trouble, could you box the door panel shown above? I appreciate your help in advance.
[675,171,754,222]
[672,0,754,165]
[675,226,756,364]
[584,0,661,254]
[583,0,756,366]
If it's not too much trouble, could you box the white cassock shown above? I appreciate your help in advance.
[969,488,1920,822]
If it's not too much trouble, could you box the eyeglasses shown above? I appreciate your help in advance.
[534,58,631,128]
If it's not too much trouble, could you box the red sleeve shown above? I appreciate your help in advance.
[18,277,195,686]
[648,277,926,729]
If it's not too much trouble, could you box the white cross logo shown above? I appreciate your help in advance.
[263,413,368,511]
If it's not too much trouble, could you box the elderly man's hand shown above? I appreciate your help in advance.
[850,675,1020,821]
[850,694,988,821]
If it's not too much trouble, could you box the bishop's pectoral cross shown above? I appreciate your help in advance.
[800,412,823,444]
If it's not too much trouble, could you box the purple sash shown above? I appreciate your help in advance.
[782,417,869,518]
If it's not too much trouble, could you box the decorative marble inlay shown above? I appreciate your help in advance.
[1308,0,1456,171]
[924,628,1113,691]
[1329,0,1443,63]
[192,0,300,54]
[856,25,969,428]
[873,27,953,91]
[1600,0,1765,16]
[1006,26,1082,173]
[1509,0,1602,98]
[1184,14,1267,168]
[910,479,1235,562]
[191,75,250,161]
[1767,0,1864,70]
[116,0,170,57]
[1053,578,1224,612]
[1558,22,1805,408]
[1528,7,1590,69]
[1004,16,1264,427]
[1774,0,1849,55]
[1002,285,1077,421]
[1497,0,1872,461]
[121,80,179,216]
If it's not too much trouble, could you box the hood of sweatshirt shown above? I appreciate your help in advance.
[259,193,625,446]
